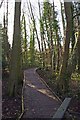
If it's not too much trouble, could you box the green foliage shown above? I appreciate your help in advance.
[41,1,62,70]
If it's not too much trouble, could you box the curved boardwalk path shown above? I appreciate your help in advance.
[23,68,61,118]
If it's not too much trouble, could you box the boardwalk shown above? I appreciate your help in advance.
[23,68,61,118]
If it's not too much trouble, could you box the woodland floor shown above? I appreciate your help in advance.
[2,72,22,119]
[37,68,80,119]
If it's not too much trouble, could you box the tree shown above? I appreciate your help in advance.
[8,1,23,96]
[38,1,45,67]
[75,3,80,73]
[77,26,80,73]
[2,13,10,71]
[57,2,72,94]
[29,23,35,66]
[71,3,75,51]
[0,24,2,71]
[21,13,28,66]
[29,0,41,53]
[60,1,66,36]
[42,0,61,71]
[42,1,54,69]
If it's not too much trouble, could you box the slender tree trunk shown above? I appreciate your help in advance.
[38,1,46,67]
[60,1,66,51]
[60,2,65,35]
[22,13,28,65]
[77,27,80,73]
[71,4,75,51]
[48,5,54,69]
[44,16,50,50]
[30,26,35,66]
[3,12,10,70]
[56,31,60,71]
[29,1,41,53]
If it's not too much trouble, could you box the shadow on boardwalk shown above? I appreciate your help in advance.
[23,68,61,118]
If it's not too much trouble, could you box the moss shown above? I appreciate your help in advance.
[71,72,80,81]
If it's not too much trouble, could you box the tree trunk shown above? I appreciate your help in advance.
[2,13,10,70]
[22,13,28,66]
[29,1,41,53]
[57,2,72,94]
[77,28,80,73]
[38,1,45,67]
[30,27,35,66]
[8,1,23,96]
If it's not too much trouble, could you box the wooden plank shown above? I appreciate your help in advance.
[53,98,71,119]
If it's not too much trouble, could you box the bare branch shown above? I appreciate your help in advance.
[0,0,4,9]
